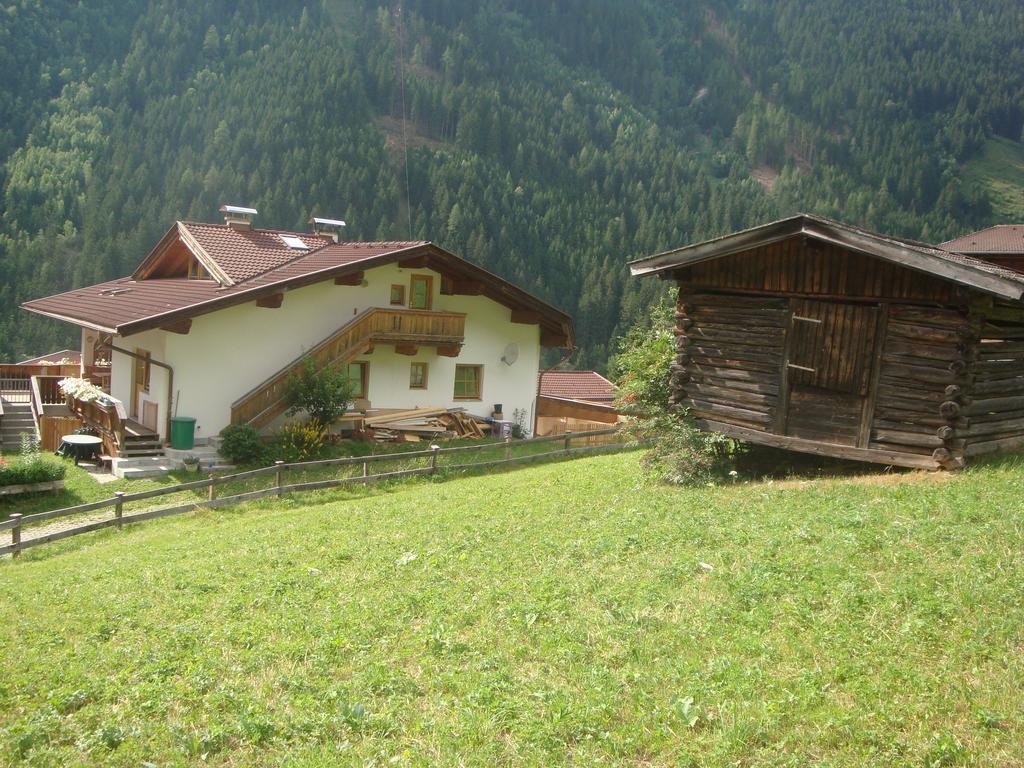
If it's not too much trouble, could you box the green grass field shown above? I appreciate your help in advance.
[963,136,1024,220]
[1,451,1023,766]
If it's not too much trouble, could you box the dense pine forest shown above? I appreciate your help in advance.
[1,0,1023,369]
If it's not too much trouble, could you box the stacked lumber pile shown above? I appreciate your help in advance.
[363,408,488,442]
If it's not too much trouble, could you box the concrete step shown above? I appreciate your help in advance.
[110,455,235,479]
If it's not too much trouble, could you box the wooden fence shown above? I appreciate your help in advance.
[1,427,628,558]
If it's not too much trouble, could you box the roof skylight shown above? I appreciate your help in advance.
[280,235,310,250]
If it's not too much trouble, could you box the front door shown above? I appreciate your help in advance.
[782,299,880,446]
[131,348,151,418]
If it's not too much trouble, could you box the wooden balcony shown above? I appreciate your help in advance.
[232,307,466,429]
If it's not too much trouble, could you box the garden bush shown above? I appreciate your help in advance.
[285,356,355,426]
[271,421,327,462]
[218,423,266,464]
[0,456,66,487]
[612,297,739,486]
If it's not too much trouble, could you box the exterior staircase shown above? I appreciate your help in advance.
[0,401,38,453]
[231,307,466,431]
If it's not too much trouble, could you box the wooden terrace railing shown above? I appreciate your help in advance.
[67,393,128,458]
[231,307,466,429]
[1,427,628,558]
[0,364,81,404]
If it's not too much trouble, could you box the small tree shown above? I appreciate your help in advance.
[610,296,736,486]
[610,296,676,417]
[284,355,355,427]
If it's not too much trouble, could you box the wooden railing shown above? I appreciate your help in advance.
[1,427,628,558]
[231,307,467,429]
[67,393,128,458]
[1,364,85,404]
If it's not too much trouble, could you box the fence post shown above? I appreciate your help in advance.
[9,513,22,558]
[362,461,368,478]
[564,429,573,452]
[275,460,285,496]
[208,474,216,502]
[430,444,440,474]
[114,491,125,529]
[504,437,512,461]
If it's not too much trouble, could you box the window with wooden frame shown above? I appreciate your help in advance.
[187,258,210,280]
[453,364,482,400]
[390,284,406,306]
[345,361,368,399]
[409,362,428,389]
[409,274,433,310]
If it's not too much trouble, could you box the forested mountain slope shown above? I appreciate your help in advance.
[2,0,1022,369]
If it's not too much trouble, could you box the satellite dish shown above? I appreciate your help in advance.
[501,343,519,366]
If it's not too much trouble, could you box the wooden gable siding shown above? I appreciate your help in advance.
[675,238,963,304]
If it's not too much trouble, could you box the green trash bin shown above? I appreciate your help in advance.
[169,416,197,450]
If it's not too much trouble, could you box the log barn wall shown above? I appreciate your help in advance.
[960,299,1024,460]
[669,238,1024,469]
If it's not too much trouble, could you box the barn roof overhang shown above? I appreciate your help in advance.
[628,213,1024,302]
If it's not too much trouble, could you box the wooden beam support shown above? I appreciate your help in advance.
[256,293,284,309]
[511,310,543,325]
[334,271,364,286]
[540,329,569,347]
[160,319,192,335]
[436,344,461,358]
[394,344,418,356]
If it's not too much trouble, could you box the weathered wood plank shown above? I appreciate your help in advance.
[693,418,942,469]
[680,383,777,407]
[678,398,772,424]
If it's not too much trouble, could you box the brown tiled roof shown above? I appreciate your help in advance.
[22,221,574,345]
[942,225,1024,255]
[180,222,334,283]
[539,371,616,402]
[23,277,226,332]
[238,240,429,290]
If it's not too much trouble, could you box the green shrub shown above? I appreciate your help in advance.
[0,456,67,487]
[625,414,736,486]
[613,298,739,486]
[218,423,266,464]
[609,296,675,416]
[272,420,327,462]
[285,355,355,426]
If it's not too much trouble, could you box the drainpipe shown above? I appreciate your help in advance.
[100,343,174,442]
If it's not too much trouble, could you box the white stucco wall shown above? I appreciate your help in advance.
[111,263,543,441]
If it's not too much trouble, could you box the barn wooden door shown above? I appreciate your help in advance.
[781,300,880,446]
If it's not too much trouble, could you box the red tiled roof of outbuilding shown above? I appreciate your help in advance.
[942,225,1024,255]
[539,371,617,402]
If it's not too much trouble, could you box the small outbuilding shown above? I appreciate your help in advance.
[629,213,1024,470]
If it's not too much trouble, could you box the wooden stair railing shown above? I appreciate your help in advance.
[231,307,466,430]
[67,394,128,458]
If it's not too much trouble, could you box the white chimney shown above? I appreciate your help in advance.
[220,204,258,231]
[309,216,346,243]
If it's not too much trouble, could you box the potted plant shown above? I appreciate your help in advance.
[182,454,200,472]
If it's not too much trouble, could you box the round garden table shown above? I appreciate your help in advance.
[60,434,103,465]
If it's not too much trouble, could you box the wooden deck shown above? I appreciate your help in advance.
[123,419,158,438]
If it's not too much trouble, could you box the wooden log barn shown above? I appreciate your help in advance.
[629,213,1024,470]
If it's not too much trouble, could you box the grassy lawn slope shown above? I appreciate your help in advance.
[1,452,1023,766]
